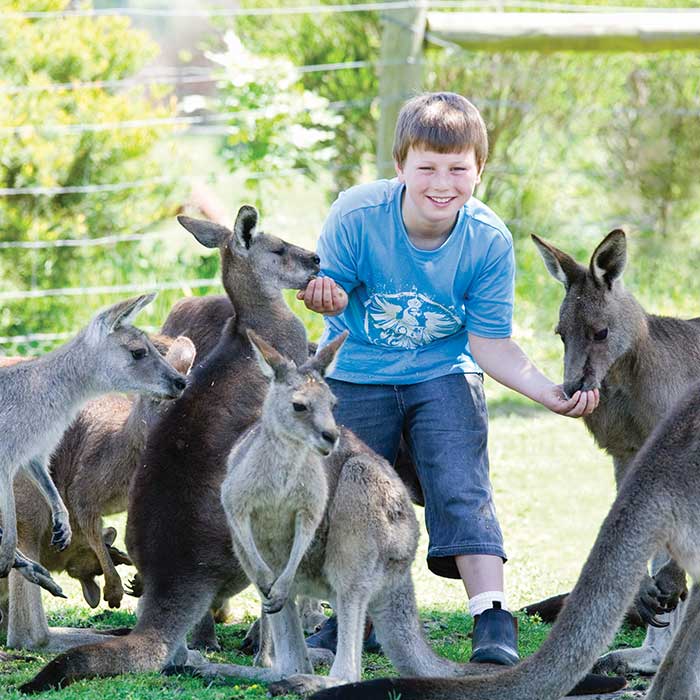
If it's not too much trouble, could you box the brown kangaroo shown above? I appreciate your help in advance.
[523,229,700,675]
[306,375,700,700]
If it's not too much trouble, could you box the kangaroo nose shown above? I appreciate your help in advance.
[322,429,339,446]
[173,376,187,392]
[312,254,320,265]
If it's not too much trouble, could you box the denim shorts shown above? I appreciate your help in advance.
[327,373,506,579]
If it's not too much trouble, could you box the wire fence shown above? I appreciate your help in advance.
[2,0,698,352]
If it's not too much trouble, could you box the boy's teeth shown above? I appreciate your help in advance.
[430,196,451,203]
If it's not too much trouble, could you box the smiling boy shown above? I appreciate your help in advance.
[298,92,598,665]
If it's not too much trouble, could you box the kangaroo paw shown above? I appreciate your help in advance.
[51,517,72,551]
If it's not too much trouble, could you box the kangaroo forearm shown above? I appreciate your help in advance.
[229,515,273,584]
[277,513,319,585]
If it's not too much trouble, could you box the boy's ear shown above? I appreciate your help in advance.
[394,161,405,183]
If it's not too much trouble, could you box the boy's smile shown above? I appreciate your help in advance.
[396,146,483,250]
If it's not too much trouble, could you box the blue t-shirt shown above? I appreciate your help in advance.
[317,179,515,384]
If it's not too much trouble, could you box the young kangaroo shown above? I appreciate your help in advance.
[527,229,700,675]
[0,293,187,583]
[4,337,196,653]
[220,330,344,670]
[309,376,700,700]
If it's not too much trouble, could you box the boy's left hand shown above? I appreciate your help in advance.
[541,384,600,418]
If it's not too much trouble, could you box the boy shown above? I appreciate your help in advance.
[298,92,598,665]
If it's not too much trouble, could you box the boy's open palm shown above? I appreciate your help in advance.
[297,276,348,316]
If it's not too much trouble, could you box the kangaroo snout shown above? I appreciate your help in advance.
[318,427,339,456]
[159,372,188,400]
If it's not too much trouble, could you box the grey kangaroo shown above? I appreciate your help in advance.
[527,229,700,675]
[308,375,700,700]
[4,336,196,653]
[16,205,324,691]
[220,330,344,676]
[0,293,187,585]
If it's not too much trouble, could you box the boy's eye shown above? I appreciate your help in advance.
[452,167,467,172]
[418,166,433,171]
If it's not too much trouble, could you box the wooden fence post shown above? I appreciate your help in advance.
[376,2,427,179]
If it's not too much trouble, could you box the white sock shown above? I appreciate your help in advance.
[468,591,508,617]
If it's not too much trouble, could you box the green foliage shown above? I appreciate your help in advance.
[209,31,342,213]
[234,0,381,196]
[0,0,187,350]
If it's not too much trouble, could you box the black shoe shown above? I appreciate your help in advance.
[469,605,519,666]
[305,614,383,654]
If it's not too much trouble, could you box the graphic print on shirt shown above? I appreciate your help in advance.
[363,291,462,349]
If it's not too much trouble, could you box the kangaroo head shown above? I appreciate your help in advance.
[86,294,189,400]
[177,205,320,300]
[247,329,348,456]
[532,229,645,398]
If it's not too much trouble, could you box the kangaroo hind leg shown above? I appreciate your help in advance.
[647,584,700,700]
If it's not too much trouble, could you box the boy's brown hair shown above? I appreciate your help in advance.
[392,92,488,169]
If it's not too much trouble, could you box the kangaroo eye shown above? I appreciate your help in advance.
[593,328,609,342]
[292,402,307,412]
[131,348,147,360]
[271,247,285,256]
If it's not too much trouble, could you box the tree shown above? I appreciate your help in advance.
[0,0,185,351]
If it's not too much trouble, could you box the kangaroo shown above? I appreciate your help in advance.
[522,229,700,675]
[0,293,187,585]
[220,330,344,675]
[3,337,196,653]
[307,374,700,700]
[14,205,325,690]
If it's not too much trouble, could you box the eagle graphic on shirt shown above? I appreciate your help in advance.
[364,292,462,349]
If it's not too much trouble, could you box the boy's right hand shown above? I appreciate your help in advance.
[297,277,348,315]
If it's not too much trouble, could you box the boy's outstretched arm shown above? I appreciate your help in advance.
[297,276,348,316]
[468,333,599,418]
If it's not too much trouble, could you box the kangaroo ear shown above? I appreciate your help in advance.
[247,329,291,381]
[177,216,233,249]
[308,331,348,377]
[80,578,101,609]
[94,293,156,335]
[590,229,627,289]
[531,234,585,289]
[232,205,259,251]
[166,336,197,375]
[102,526,117,547]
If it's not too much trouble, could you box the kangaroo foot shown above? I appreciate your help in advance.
[103,579,124,609]
[307,648,335,668]
[593,646,662,675]
[50,516,71,551]
[269,674,346,697]
[13,552,65,598]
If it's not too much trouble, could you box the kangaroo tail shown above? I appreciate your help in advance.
[317,474,667,700]
[18,629,170,693]
[369,571,469,678]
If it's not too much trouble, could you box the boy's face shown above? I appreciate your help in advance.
[395,146,483,239]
